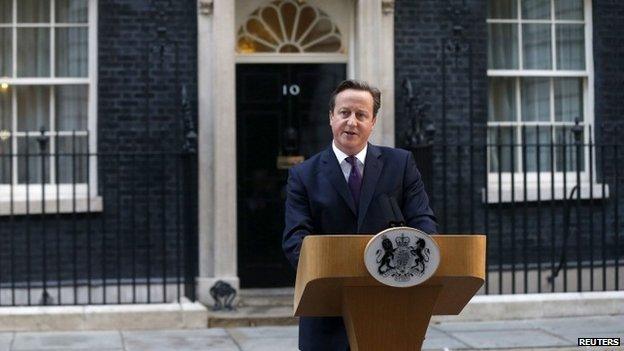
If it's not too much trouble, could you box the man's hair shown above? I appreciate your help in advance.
[329,79,382,117]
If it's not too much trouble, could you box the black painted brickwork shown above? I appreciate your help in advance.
[593,0,624,135]
[394,0,624,267]
[0,0,198,289]
[0,0,621,292]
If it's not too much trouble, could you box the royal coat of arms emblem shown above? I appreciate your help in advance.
[364,227,440,287]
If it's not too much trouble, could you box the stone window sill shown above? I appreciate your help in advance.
[0,196,103,216]
[482,182,609,204]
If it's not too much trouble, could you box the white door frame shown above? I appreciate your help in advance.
[195,0,395,304]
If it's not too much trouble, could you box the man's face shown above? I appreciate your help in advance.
[330,89,377,155]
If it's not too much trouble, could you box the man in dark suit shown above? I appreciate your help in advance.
[282,79,437,351]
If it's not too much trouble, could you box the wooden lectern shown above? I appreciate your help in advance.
[294,234,486,351]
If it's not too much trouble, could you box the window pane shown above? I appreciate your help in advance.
[489,78,516,122]
[522,0,550,19]
[555,127,584,172]
[0,0,11,23]
[555,78,583,122]
[0,85,10,130]
[0,135,10,184]
[295,6,315,42]
[488,0,517,18]
[260,6,284,42]
[246,17,279,46]
[0,85,10,183]
[523,126,552,172]
[56,0,88,23]
[56,85,87,131]
[556,24,585,70]
[521,78,549,122]
[17,86,50,132]
[522,24,551,69]
[17,136,50,184]
[0,28,11,76]
[489,126,517,173]
[301,18,333,46]
[306,36,341,53]
[56,27,88,77]
[18,0,50,23]
[555,0,583,20]
[17,28,50,77]
[488,24,519,69]
[57,135,87,183]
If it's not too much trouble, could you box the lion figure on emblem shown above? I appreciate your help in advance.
[410,238,430,273]
[376,235,396,275]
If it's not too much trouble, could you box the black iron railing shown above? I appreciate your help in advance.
[0,104,197,306]
[408,122,623,294]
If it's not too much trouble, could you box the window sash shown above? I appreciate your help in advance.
[0,0,95,192]
[0,131,90,185]
[486,0,593,180]
[0,0,89,79]
[487,0,587,72]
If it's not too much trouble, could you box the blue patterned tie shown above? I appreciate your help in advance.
[346,156,362,208]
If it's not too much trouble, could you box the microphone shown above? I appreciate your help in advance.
[381,194,405,228]
[389,196,406,227]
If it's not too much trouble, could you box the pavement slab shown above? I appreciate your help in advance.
[226,326,298,340]
[434,319,533,332]
[233,337,298,351]
[2,314,622,350]
[12,331,122,350]
[227,326,298,351]
[450,329,572,349]
[0,333,12,351]
[122,329,238,351]
[535,315,624,335]
[422,334,470,350]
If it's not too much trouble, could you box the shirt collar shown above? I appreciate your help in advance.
[332,141,368,165]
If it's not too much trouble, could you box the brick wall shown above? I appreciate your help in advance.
[393,0,624,272]
[0,0,198,294]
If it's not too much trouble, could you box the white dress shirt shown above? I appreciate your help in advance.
[332,141,367,182]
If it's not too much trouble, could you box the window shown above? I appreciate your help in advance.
[236,0,344,54]
[0,0,98,214]
[486,0,602,202]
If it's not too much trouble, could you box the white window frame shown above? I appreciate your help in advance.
[0,0,100,215]
[235,0,352,67]
[484,0,607,203]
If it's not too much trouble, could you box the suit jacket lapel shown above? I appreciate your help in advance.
[358,144,383,230]
[321,147,357,215]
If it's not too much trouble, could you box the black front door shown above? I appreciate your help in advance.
[236,63,346,287]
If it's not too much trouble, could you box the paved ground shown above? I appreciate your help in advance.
[0,314,622,350]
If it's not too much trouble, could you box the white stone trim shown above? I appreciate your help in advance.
[0,299,207,331]
[236,53,348,63]
[196,0,239,305]
[482,182,609,203]
[433,291,624,322]
[355,0,395,147]
[196,0,395,294]
[0,196,103,215]
[196,0,215,306]
[379,0,395,147]
[212,0,238,285]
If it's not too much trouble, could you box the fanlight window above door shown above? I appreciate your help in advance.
[237,0,344,54]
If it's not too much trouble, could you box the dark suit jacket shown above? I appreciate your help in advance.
[282,143,437,351]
